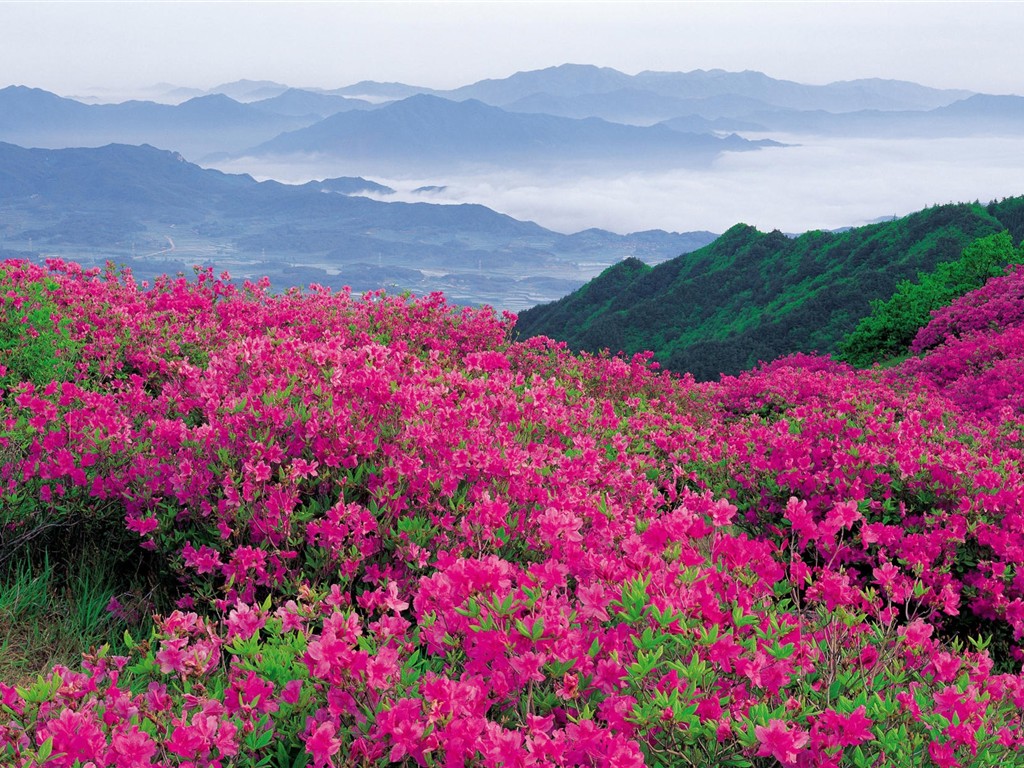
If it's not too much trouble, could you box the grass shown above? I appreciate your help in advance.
[0,548,152,687]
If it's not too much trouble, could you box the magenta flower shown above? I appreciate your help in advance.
[818,705,873,747]
[282,679,303,705]
[754,719,809,766]
[928,739,961,768]
[107,725,157,767]
[711,497,738,526]
[38,709,106,767]
[305,721,342,768]
[226,601,267,640]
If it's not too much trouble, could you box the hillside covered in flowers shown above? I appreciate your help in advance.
[2,256,1024,767]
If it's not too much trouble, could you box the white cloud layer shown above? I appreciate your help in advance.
[213,136,1024,236]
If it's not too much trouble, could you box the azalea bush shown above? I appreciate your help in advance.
[895,263,1024,424]
[839,232,1020,367]
[2,258,1024,766]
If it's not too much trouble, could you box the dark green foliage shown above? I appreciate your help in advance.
[517,257,651,354]
[0,533,155,684]
[516,199,1023,380]
[986,195,1024,242]
[838,231,1021,366]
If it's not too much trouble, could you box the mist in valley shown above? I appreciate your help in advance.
[209,134,1024,237]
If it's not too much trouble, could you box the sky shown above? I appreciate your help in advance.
[4,0,1024,236]
[2,1,1024,98]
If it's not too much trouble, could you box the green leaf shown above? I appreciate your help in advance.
[18,673,62,705]
[247,726,275,750]
[37,737,53,762]
[531,617,545,641]
[768,642,795,660]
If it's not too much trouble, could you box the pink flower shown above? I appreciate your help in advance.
[754,719,809,766]
[899,618,934,650]
[379,698,433,763]
[107,725,157,767]
[480,722,527,768]
[305,721,342,768]
[0,682,24,716]
[382,580,409,613]
[929,652,962,684]
[508,651,546,684]
[226,602,266,640]
[181,543,222,574]
[826,500,861,530]
[928,739,960,768]
[710,498,737,526]
[155,638,188,674]
[282,679,303,705]
[226,670,277,715]
[39,709,106,767]
[858,645,878,669]
[577,581,610,622]
[784,497,816,547]
[125,514,159,536]
[559,672,580,699]
[707,633,743,673]
[166,721,206,759]
[819,705,873,747]
[716,719,733,743]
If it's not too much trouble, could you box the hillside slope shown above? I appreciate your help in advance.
[3,258,1024,765]
[516,197,1024,379]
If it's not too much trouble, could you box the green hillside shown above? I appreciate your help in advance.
[838,230,1023,366]
[516,197,1024,380]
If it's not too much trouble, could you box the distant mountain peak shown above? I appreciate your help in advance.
[0,84,69,99]
[182,93,242,106]
[212,78,288,90]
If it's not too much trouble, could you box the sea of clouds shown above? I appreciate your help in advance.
[210,135,1024,237]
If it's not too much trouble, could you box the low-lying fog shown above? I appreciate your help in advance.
[208,135,1024,236]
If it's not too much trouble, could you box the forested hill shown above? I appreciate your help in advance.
[515,197,1024,380]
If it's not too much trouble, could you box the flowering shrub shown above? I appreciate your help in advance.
[839,231,1020,367]
[911,264,1024,355]
[2,258,1024,766]
[894,264,1024,424]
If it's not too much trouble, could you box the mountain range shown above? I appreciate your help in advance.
[242,94,781,174]
[4,64,1022,171]
[0,142,714,311]
[3,63,1023,319]
[0,86,314,158]
[199,65,974,118]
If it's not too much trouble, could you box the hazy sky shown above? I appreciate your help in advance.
[3,1,1024,97]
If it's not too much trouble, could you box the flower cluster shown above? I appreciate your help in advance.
[898,264,1024,423]
[1,259,1024,766]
